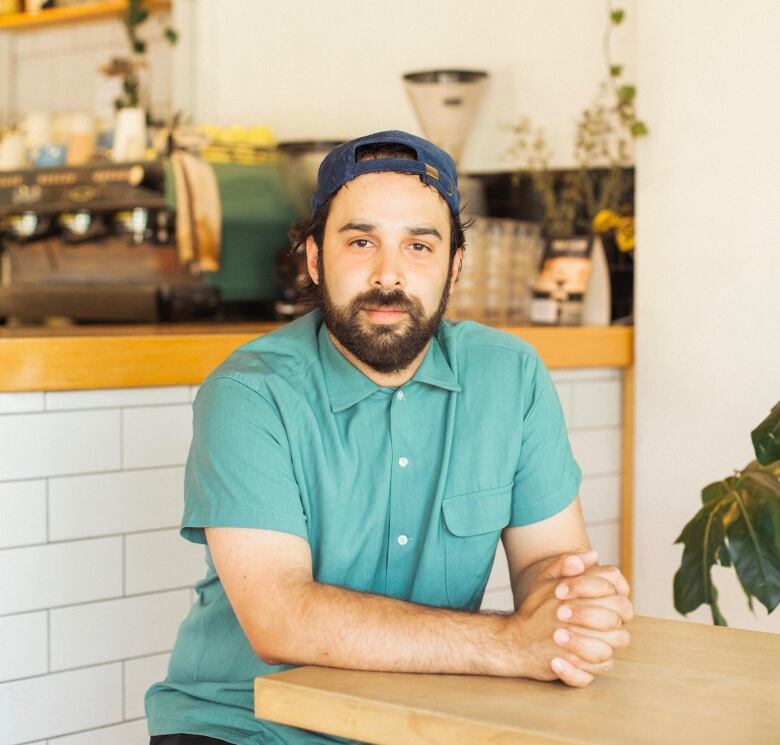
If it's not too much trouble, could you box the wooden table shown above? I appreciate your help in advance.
[255,615,779,744]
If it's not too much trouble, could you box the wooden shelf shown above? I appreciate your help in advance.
[0,323,633,392]
[0,1,170,31]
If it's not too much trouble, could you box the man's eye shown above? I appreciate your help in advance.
[410,243,432,252]
[350,239,372,248]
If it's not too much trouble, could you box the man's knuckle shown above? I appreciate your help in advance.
[596,646,613,663]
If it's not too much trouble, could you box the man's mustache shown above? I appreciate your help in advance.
[354,290,416,312]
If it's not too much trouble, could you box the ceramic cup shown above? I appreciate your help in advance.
[0,132,27,170]
[112,107,147,162]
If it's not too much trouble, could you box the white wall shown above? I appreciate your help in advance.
[186,0,637,171]
[633,1,780,631]
[3,15,172,125]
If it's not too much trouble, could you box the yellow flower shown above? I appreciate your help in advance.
[615,217,635,252]
[593,209,621,233]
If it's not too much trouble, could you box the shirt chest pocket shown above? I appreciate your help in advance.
[440,483,513,609]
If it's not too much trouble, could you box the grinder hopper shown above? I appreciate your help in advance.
[403,69,488,215]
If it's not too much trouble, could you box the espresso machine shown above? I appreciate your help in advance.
[0,156,296,324]
[0,160,218,323]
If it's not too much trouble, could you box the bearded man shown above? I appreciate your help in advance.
[145,131,633,745]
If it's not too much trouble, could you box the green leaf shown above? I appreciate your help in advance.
[752,403,780,465]
[701,479,730,505]
[743,468,780,499]
[611,9,625,24]
[709,583,728,626]
[630,121,648,137]
[618,85,636,104]
[133,39,146,54]
[725,484,780,614]
[673,498,729,615]
[164,27,179,45]
[610,64,623,77]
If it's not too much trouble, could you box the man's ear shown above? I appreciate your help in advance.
[449,248,464,293]
[305,236,320,285]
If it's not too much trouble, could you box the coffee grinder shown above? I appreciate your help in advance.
[402,69,489,218]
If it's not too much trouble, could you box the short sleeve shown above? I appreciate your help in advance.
[509,355,582,526]
[181,376,308,544]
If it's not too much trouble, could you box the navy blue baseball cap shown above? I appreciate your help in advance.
[310,130,460,216]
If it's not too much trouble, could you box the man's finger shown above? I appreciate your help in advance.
[555,565,631,601]
[557,594,634,627]
[588,565,631,596]
[551,656,594,688]
[555,575,617,600]
[563,623,632,651]
[560,652,615,676]
[544,550,600,580]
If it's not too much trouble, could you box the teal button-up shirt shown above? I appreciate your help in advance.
[146,309,581,744]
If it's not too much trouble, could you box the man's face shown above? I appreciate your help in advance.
[306,172,462,374]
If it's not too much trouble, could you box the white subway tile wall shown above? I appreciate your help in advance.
[0,479,47,548]
[0,611,48,683]
[0,370,623,743]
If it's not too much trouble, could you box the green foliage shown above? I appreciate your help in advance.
[109,0,179,110]
[617,85,636,104]
[674,405,780,626]
[505,4,645,239]
[610,8,625,25]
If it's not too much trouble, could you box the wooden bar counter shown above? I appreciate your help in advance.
[0,323,632,392]
[254,615,779,745]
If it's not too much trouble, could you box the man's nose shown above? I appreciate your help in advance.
[370,247,404,290]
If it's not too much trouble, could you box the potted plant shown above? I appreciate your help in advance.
[673,403,780,626]
[99,0,178,161]
[506,4,646,325]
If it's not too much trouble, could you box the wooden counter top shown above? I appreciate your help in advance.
[0,322,632,392]
[254,615,779,745]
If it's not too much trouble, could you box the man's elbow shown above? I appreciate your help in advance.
[250,629,294,666]
[246,580,314,666]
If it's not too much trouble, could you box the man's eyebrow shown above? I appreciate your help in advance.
[336,221,443,241]
[407,226,443,240]
[338,221,376,233]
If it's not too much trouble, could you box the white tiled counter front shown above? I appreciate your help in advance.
[0,370,623,744]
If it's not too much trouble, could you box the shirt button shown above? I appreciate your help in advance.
[397,534,409,546]
[396,390,404,400]
[398,457,409,468]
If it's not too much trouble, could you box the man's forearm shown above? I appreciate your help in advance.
[262,580,517,677]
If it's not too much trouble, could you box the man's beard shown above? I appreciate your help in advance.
[317,256,453,375]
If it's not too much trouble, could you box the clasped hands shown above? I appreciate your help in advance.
[517,549,633,688]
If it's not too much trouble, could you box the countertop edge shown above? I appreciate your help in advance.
[0,325,633,392]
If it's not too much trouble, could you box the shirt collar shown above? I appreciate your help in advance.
[318,320,461,413]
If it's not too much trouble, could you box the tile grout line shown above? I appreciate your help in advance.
[0,463,186,488]
[0,582,193,619]
[45,478,50,543]
[46,608,51,673]
[4,648,174,684]
[14,716,147,744]
[119,408,124,470]
[0,524,182,552]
